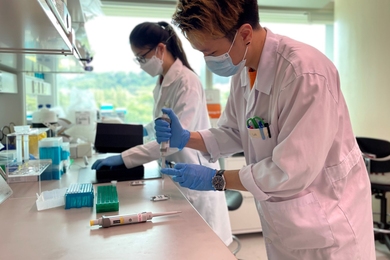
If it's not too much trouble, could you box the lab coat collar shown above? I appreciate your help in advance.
[240,28,278,96]
[159,59,183,88]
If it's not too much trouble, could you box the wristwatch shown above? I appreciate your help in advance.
[212,170,226,191]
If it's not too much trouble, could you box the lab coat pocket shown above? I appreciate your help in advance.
[266,192,334,249]
[249,124,277,160]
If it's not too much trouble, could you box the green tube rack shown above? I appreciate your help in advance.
[96,185,119,213]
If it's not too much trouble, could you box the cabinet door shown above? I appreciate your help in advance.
[25,76,35,94]
[225,157,246,169]
[0,70,17,93]
[224,156,262,234]
[25,76,51,95]
[36,81,42,95]
[40,82,52,95]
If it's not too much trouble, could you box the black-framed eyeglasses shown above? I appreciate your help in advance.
[134,47,154,65]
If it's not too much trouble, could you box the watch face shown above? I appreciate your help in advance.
[213,176,225,190]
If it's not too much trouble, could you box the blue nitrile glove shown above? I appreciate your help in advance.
[91,155,124,170]
[154,108,190,150]
[143,127,148,137]
[161,163,216,191]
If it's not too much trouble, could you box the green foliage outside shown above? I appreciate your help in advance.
[55,70,231,125]
[57,71,156,125]
[26,95,38,114]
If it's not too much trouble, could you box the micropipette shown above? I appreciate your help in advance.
[90,211,181,228]
[160,113,171,168]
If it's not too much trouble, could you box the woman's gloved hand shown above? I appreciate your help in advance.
[161,163,216,191]
[154,108,190,150]
[91,154,124,170]
[143,127,148,137]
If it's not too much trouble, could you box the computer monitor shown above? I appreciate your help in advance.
[94,123,143,153]
[92,123,147,183]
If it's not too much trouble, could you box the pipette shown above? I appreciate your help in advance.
[160,113,171,168]
[90,211,181,228]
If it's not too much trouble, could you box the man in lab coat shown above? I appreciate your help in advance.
[92,21,232,246]
[154,0,376,259]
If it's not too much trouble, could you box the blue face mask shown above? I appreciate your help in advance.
[204,32,248,77]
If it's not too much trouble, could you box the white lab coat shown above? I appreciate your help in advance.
[199,29,375,259]
[121,59,232,246]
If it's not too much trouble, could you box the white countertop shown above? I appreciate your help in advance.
[0,158,236,260]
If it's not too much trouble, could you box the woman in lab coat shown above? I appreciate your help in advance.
[154,1,376,259]
[91,21,232,246]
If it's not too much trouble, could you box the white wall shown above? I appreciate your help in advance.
[0,72,25,127]
[335,0,390,140]
[335,0,390,223]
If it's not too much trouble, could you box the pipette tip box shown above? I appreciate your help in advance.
[96,185,119,213]
[65,183,94,209]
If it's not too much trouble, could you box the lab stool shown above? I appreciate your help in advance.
[225,189,243,256]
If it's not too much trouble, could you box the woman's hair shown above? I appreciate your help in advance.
[129,21,194,72]
[172,0,260,42]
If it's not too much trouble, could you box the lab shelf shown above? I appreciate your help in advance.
[6,159,51,183]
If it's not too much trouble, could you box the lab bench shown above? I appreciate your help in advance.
[0,157,236,260]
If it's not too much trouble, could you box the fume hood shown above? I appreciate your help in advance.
[0,0,93,73]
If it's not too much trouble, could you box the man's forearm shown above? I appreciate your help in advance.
[186,131,208,152]
[187,132,247,191]
[225,170,247,191]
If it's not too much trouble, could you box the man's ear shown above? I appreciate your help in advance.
[239,23,253,45]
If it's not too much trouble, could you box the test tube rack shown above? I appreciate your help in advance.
[96,185,119,213]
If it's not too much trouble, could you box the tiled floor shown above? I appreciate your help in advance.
[228,232,390,260]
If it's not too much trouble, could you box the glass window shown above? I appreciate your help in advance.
[57,15,205,125]
[213,22,329,109]
[262,23,326,54]
[57,13,330,125]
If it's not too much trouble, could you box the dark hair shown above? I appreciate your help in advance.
[172,0,260,42]
[129,21,194,72]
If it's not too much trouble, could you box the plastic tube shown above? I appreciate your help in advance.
[16,135,23,163]
[160,113,170,168]
[23,134,29,162]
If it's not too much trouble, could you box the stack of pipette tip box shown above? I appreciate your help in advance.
[65,183,94,209]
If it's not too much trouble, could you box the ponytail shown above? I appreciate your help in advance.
[129,21,194,72]
[156,21,194,72]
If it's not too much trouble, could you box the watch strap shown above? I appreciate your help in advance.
[216,170,225,177]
